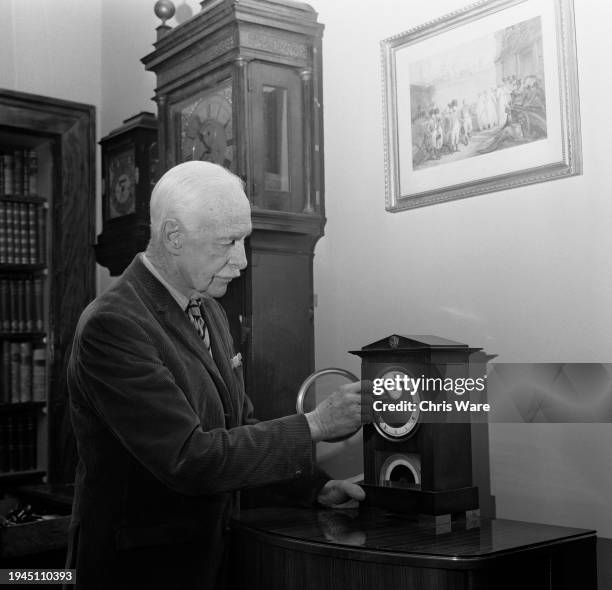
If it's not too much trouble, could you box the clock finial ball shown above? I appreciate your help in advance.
[154,0,176,24]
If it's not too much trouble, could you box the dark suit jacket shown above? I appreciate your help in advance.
[66,256,324,589]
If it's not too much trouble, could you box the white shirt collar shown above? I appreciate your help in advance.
[140,253,190,311]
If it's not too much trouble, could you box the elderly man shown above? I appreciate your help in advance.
[66,161,367,589]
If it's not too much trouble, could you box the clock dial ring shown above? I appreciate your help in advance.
[373,367,421,442]
[107,148,136,219]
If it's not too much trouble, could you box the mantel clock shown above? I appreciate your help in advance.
[351,334,489,520]
[141,0,325,432]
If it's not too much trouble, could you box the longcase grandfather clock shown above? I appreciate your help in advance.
[142,0,325,420]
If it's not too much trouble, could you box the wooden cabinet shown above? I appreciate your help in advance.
[0,89,96,487]
[231,508,598,590]
[142,0,325,421]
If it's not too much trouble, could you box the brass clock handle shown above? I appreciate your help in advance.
[296,368,359,415]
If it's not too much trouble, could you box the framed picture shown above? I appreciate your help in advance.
[381,0,581,211]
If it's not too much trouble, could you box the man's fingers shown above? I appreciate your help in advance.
[340,481,366,502]
[339,380,374,395]
[339,381,361,393]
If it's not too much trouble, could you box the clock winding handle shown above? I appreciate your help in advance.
[296,368,360,415]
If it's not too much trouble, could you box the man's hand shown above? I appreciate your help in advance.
[317,479,365,509]
[305,380,372,442]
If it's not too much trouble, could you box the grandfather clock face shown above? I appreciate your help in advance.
[177,80,233,168]
[107,148,136,219]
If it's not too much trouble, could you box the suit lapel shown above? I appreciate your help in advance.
[123,256,233,422]
[202,298,240,427]
[162,305,235,425]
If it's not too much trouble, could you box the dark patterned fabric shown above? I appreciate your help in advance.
[65,255,325,589]
[186,296,211,353]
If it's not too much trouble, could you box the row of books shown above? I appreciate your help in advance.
[0,149,38,197]
[0,276,45,333]
[0,341,47,404]
[0,201,47,265]
[0,414,38,474]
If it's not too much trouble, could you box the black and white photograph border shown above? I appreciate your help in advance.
[1,0,611,589]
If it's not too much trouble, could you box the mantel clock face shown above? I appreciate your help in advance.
[179,81,233,168]
[373,368,421,442]
[108,148,136,219]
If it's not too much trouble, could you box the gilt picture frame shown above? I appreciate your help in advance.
[381,0,581,211]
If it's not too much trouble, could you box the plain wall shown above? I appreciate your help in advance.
[311,0,612,545]
[0,0,102,108]
[0,0,106,292]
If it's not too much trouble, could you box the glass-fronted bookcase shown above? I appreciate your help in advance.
[0,89,95,488]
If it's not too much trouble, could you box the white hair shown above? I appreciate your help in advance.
[149,161,244,242]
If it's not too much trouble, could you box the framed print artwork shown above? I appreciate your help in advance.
[381,0,582,211]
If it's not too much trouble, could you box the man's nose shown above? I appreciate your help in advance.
[230,240,247,270]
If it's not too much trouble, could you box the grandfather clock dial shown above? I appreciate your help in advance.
[180,85,233,168]
[108,148,136,219]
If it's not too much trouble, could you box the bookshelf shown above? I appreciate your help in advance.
[0,89,95,486]
[0,134,51,483]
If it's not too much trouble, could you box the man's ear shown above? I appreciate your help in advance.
[162,219,183,254]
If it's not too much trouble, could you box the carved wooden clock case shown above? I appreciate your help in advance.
[96,112,158,275]
[142,0,325,422]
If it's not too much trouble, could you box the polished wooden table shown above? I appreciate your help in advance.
[230,507,596,590]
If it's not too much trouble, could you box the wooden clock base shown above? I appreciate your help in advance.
[360,482,479,518]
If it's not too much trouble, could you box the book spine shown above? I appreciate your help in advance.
[32,344,47,402]
[14,203,20,264]
[1,340,10,403]
[13,203,20,265]
[24,278,33,332]
[28,204,37,264]
[0,277,6,332]
[0,201,6,264]
[13,150,23,197]
[0,151,4,197]
[19,203,28,264]
[9,281,17,333]
[10,341,20,403]
[2,154,13,196]
[16,278,25,332]
[19,341,32,402]
[34,277,43,332]
[6,202,14,264]
[22,151,29,197]
[37,206,46,264]
[28,150,38,196]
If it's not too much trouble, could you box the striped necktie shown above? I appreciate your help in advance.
[186,297,211,354]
